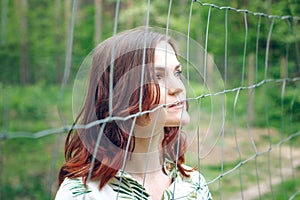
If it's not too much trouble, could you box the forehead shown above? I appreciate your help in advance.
[154,41,179,68]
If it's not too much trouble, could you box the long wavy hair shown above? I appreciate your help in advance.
[58,29,190,189]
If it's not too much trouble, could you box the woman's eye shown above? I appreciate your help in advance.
[174,70,182,77]
[156,73,163,80]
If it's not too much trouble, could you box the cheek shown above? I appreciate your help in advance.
[158,85,166,105]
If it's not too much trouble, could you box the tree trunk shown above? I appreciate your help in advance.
[294,25,300,73]
[126,0,133,28]
[20,0,29,85]
[180,0,186,16]
[280,56,287,78]
[248,53,255,126]
[1,0,8,45]
[94,0,102,45]
[55,0,63,83]
[207,53,214,87]
[65,0,71,39]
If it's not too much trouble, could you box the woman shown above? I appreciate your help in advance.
[55,28,212,200]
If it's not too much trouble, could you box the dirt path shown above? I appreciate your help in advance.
[230,146,300,200]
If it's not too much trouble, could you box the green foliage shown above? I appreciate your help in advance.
[0,83,73,133]
[224,82,300,134]
[1,0,299,84]
[0,84,72,199]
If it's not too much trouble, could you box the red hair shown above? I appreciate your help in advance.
[58,29,190,189]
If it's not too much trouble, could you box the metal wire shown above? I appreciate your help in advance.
[1,1,300,199]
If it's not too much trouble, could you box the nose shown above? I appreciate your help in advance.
[167,76,184,96]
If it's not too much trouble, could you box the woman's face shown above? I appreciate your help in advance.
[154,41,190,127]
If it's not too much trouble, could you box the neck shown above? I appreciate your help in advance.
[124,129,164,174]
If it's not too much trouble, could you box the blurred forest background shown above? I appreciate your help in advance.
[0,0,300,199]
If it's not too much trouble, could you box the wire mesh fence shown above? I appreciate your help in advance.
[0,0,299,199]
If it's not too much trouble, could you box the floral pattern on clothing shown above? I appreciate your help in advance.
[55,160,212,200]
[109,174,150,200]
[61,178,92,197]
[162,159,212,200]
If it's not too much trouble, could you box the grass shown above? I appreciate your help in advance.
[255,177,300,200]
[1,135,65,200]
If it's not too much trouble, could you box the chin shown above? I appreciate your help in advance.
[165,112,190,127]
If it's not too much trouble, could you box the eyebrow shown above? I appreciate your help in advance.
[154,64,181,71]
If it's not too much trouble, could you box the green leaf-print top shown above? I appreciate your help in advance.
[55,159,212,200]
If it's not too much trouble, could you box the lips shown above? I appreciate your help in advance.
[167,101,184,109]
